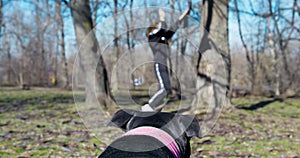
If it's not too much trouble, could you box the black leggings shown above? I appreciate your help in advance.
[148,63,171,109]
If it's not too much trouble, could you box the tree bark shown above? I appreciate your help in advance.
[54,24,59,86]
[195,0,230,103]
[0,0,3,37]
[169,0,181,99]
[5,37,13,84]
[267,18,280,96]
[111,0,120,91]
[91,0,99,28]
[193,0,231,129]
[271,0,296,92]
[267,0,280,96]
[129,0,135,88]
[56,0,69,87]
[35,0,47,86]
[234,0,255,93]
[69,0,113,107]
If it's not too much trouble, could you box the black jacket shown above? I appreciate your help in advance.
[148,21,179,65]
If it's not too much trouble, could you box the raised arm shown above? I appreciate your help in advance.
[165,8,190,39]
[148,8,190,38]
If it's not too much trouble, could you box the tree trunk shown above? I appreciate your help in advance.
[129,0,135,88]
[53,26,59,86]
[56,0,69,88]
[193,0,231,134]
[35,0,41,85]
[267,0,280,96]
[70,0,113,107]
[270,0,296,92]
[0,0,3,37]
[267,18,280,96]
[143,0,148,22]
[35,0,46,86]
[112,0,120,91]
[195,0,230,103]
[205,0,231,96]
[234,0,255,93]
[91,0,99,28]
[5,38,13,84]
[169,0,181,99]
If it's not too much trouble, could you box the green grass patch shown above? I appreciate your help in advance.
[0,88,299,157]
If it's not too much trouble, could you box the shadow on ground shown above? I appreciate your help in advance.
[236,98,284,111]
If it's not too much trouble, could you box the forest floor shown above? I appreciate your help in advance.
[0,87,299,157]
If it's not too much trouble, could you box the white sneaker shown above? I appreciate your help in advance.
[141,104,154,111]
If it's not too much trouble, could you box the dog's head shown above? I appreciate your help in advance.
[109,109,201,139]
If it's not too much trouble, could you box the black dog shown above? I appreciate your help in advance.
[98,109,201,158]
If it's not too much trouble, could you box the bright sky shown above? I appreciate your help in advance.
[1,0,298,59]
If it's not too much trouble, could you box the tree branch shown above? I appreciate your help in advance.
[62,0,68,6]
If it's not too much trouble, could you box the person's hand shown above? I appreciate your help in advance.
[179,8,190,21]
[159,8,165,21]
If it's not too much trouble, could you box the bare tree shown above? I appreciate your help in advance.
[269,0,297,92]
[4,32,13,84]
[6,8,32,88]
[0,1,12,85]
[190,0,231,134]
[123,0,135,88]
[112,0,120,91]
[55,0,69,87]
[91,0,100,28]
[195,0,231,106]
[234,0,256,93]
[53,24,59,86]
[35,0,46,85]
[0,0,3,37]
[232,0,300,96]
[67,0,114,107]
[266,18,280,96]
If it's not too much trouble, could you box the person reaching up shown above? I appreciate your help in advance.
[142,8,190,111]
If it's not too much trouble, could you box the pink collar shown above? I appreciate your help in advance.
[122,126,180,158]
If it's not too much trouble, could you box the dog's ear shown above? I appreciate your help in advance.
[181,115,202,138]
[108,109,134,130]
